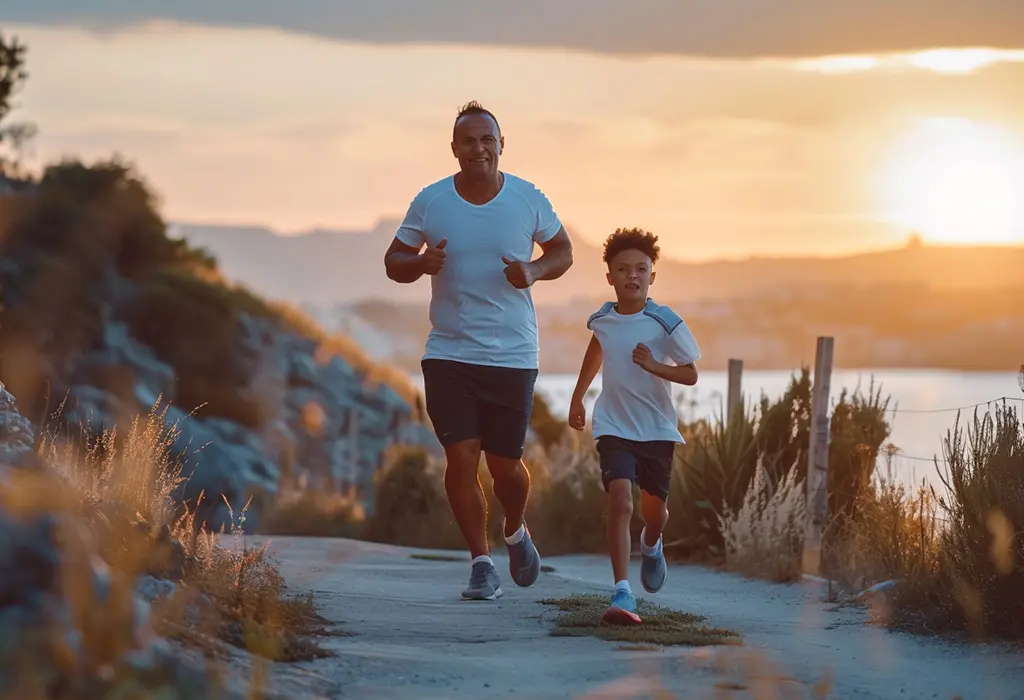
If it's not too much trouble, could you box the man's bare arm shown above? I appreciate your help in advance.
[531,227,574,282]
[384,238,426,284]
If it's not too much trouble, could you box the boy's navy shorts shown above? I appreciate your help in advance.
[596,435,676,501]
[421,358,538,460]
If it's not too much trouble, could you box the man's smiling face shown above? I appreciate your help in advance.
[452,112,503,179]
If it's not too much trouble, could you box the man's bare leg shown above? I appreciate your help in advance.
[444,439,504,600]
[442,439,488,558]
[484,453,530,538]
[485,452,541,587]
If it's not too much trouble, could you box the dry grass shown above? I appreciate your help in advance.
[160,504,340,663]
[539,594,740,647]
[719,458,807,583]
[51,406,184,504]
[1,400,336,696]
[260,484,366,539]
[822,452,942,597]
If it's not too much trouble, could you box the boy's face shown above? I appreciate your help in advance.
[606,248,655,304]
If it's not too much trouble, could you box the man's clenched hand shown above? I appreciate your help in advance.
[421,238,448,275]
[501,256,539,289]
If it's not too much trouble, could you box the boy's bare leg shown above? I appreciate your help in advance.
[607,480,634,583]
[604,479,642,625]
[639,490,668,548]
[639,489,670,594]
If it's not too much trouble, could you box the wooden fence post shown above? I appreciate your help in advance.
[802,336,835,576]
[726,359,743,427]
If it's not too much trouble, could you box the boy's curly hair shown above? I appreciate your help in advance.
[602,227,661,265]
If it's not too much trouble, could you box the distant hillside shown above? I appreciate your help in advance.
[172,221,1024,306]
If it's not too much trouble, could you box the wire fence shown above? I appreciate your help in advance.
[885,396,1024,415]
[668,390,1024,466]
[883,396,1023,464]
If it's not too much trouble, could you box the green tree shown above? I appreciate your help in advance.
[0,32,36,176]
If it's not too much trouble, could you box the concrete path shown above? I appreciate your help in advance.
[234,536,1024,700]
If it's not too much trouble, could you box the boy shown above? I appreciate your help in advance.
[568,227,700,625]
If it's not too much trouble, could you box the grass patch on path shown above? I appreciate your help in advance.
[539,594,741,647]
[409,553,466,563]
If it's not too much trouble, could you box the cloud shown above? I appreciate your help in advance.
[7,18,1024,258]
[4,0,1024,59]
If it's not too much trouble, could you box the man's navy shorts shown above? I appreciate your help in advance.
[596,435,676,501]
[421,358,538,460]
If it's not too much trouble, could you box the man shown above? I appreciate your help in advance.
[384,101,574,600]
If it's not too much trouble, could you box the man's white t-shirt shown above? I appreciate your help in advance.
[395,173,562,370]
[587,299,702,444]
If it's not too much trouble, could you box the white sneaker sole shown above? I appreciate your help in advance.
[462,587,503,601]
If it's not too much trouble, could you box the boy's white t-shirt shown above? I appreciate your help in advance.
[587,299,701,444]
[395,173,562,370]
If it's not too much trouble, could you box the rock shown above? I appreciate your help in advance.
[393,422,443,459]
[0,381,35,466]
[853,578,898,603]
[170,408,280,533]
[61,384,125,434]
[136,575,177,603]
[0,511,168,696]
[73,321,177,412]
[0,513,62,607]
[287,353,320,389]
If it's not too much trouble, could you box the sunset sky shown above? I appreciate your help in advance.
[3,1,1024,259]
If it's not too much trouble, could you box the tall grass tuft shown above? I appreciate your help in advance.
[719,458,807,582]
[822,450,941,596]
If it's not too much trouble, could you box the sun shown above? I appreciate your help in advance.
[875,118,1024,244]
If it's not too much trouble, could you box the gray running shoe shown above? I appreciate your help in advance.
[506,523,541,588]
[462,560,503,601]
[640,538,667,594]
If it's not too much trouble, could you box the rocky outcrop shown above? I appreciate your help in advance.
[0,386,34,466]
[0,382,218,698]
[53,307,439,533]
[0,161,441,535]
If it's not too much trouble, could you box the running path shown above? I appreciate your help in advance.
[226,536,1024,700]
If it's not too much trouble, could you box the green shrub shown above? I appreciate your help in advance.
[827,380,892,527]
[522,434,618,555]
[530,391,567,452]
[260,485,366,539]
[363,446,465,550]
[671,368,894,562]
[889,404,1024,639]
[123,268,276,429]
[668,410,757,558]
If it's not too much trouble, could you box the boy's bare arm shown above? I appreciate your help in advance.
[645,361,699,386]
[633,343,699,386]
[569,334,602,429]
[571,334,603,403]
